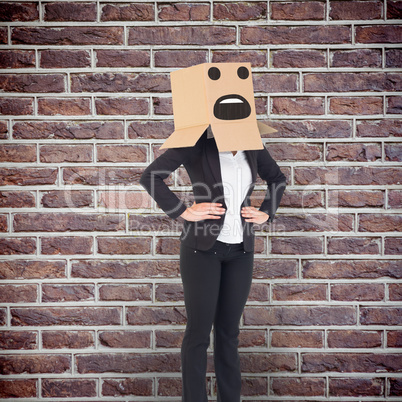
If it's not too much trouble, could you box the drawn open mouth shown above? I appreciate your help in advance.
[213,94,251,120]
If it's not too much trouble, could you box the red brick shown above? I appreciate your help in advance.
[253,259,298,279]
[359,214,401,232]
[248,283,269,301]
[14,121,124,140]
[155,50,208,67]
[239,377,268,396]
[271,1,325,20]
[326,143,381,161]
[97,237,151,255]
[0,354,70,374]
[272,49,326,68]
[128,120,174,139]
[13,212,124,232]
[384,237,401,255]
[330,1,383,20]
[214,2,267,20]
[0,98,33,115]
[361,307,402,325]
[102,377,153,396]
[129,214,183,232]
[212,50,267,67]
[329,377,384,396]
[253,73,298,92]
[389,377,402,396]
[331,283,384,301]
[0,237,36,255]
[331,96,383,115]
[12,27,124,45]
[156,237,180,255]
[155,283,184,302]
[389,283,402,301]
[99,284,152,301]
[0,379,37,398]
[44,2,97,21]
[271,330,323,348]
[101,3,154,21]
[329,190,384,207]
[96,49,150,67]
[0,50,35,68]
[328,236,380,254]
[128,26,235,45]
[240,352,297,372]
[271,377,325,396]
[0,284,37,303]
[155,330,184,348]
[388,0,402,18]
[388,190,402,208]
[328,330,382,348]
[280,190,323,208]
[241,25,351,45]
[0,167,57,186]
[272,283,327,301]
[42,330,94,349]
[305,72,401,92]
[40,49,90,68]
[39,144,92,163]
[302,352,401,372]
[0,121,7,139]
[0,73,64,93]
[272,97,324,115]
[42,284,94,302]
[71,72,170,93]
[0,144,36,162]
[157,377,182,396]
[387,331,402,347]
[41,190,93,208]
[387,96,402,114]
[98,190,150,210]
[159,2,210,21]
[269,143,322,162]
[356,25,402,43]
[96,144,147,163]
[386,48,402,68]
[41,236,93,255]
[152,97,172,115]
[0,260,66,280]
[42,379,96,398]
[38,98,91,116]
[357,119,402,137]
[0,2,38,21]
[331,49,382,68]
[76,352,181,373]
[385,143,402,161]
[263,119,351,138]
[0,191,35,208]
[244,306,356,326]
[0,27,6,44]
[295,166,401,185]
[99,330,151,349]
[271,236,323,255]
[95,97,149,115]
[127,306,186,325]
[11,307,121,326]
[275,213,353,232]
[63,167,144,186]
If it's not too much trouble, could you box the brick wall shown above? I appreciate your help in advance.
[0,0,401,400]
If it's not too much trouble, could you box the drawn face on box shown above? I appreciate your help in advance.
[160,62,276,152]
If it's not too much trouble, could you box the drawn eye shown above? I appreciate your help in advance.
[237,66,249,79]
[208,67,221,80]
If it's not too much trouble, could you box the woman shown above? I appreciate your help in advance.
[140,126,286,402]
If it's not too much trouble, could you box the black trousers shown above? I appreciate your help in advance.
[179,240,254,402]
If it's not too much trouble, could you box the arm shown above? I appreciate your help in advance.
[139,147,192,219]
[256,146,287,223]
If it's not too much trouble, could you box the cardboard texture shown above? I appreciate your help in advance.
[160,62,277,152]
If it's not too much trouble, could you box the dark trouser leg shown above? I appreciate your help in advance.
[213,245,254,402]
[180,243,222,402]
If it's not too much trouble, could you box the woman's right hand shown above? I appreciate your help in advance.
[180,202,225,222]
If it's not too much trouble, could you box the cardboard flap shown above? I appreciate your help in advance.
[159,124,209,149]
[257,120,277,134]
[211,120,264,152]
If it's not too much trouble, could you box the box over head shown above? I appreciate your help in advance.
[160,62,277,152]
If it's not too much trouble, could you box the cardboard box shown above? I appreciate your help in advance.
[160,62,276,152]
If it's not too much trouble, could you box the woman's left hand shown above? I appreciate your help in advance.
[241,207,269,224]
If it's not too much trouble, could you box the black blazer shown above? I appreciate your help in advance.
[140,130,286,252]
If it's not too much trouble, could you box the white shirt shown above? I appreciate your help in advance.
[217,150,253,244]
